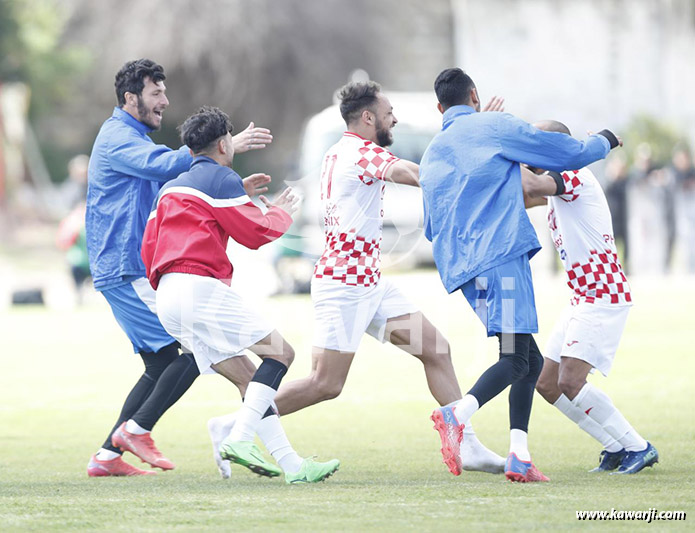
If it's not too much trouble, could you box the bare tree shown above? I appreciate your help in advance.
[40,0,453,178]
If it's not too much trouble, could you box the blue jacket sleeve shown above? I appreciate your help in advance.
[108,134,192,182]
[496,114,610,172]
[423,196,433,242]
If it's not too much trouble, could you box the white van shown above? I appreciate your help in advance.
[273,92,441,293]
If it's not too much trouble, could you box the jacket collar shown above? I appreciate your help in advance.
[191,155,219,167]
[112,107,152,135]
[442,105,476,128]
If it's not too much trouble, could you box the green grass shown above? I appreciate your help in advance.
[1,272,693,532]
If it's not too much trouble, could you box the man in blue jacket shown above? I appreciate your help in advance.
[421,68,622,482]
[86,58,273,476]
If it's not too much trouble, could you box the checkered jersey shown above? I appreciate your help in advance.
[547,167,632,306]
[558,170,583,202]
[313,132,399,286]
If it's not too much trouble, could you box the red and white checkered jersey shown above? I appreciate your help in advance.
[547,168,632,306]
[313,132,400,286]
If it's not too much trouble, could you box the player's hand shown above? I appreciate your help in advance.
[483,95,505,112]
[588,130,623,148]
[233,122,273,153]
[260,187,300,216]
[243,173,271,196]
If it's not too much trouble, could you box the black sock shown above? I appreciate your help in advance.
[100,342,180,452]
[242,359,287,421]
[508,336,544,432]
[100,373,156,453]
[131,351,200,430]
[251,358,288,390]
[467,334,532,408]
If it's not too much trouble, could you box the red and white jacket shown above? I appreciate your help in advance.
[142,156,292,289]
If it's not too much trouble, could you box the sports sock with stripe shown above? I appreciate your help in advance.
[553,393,622,452]
[572,383,647,452]
[256,414,303,473]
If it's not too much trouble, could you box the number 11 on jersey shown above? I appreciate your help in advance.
[321,154,337,200]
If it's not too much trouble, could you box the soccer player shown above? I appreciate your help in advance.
[420,68,622,482]
[86,58,273,476]
[529,120,658,475]
[142,105,340,483]
[209,80,508,478]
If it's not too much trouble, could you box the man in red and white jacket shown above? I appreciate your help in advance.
[526,120,658,476]
[142,106,340,483]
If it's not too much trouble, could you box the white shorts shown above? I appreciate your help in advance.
[311,277,419,353]
[544,302,631,376]
[156,273,274,373]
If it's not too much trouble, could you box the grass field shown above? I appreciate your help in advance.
[1,271,693,532]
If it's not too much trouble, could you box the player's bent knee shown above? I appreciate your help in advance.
[557,375,584,400]
[526,352,544,381]
[417,346,451,366]
[268,341,295,368]
[506,354,530,381]
[535,375,559,403]
[282,342,295,367]
[313,377,344,401]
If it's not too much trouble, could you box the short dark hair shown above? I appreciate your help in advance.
[434,68,475,111]
[338,81,381,125]
[114,59,166,107]
[178,106,234,154]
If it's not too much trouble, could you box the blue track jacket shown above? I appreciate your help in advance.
[420,105,611,294]
[86,107,192,290]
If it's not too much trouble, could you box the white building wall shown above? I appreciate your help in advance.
[451,0,695,142]
[451,0,695,276]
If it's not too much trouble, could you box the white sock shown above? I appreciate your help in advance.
[462,419,476,436]
[125,419,149,435]
[553,394,622,452]
[509,429,530,461]
[460,432,506,473]
[452,395,479,426]
[211,413,237,433]
[208,414,237,479]
[227,381,277,442]
[572,383,648,452]
[95,448,120,461]
[256,415,303,473]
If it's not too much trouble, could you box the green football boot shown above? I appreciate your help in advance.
[219,440,282,478]
[285,457,340,484]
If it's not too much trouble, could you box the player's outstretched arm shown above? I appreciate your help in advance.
[521,166,552,208]
[110,138,191,182]
[217,187,297,250]
[233,122,273,153]
[259,187,300,216]
[385,159,420,187]
[498,115,621,172]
